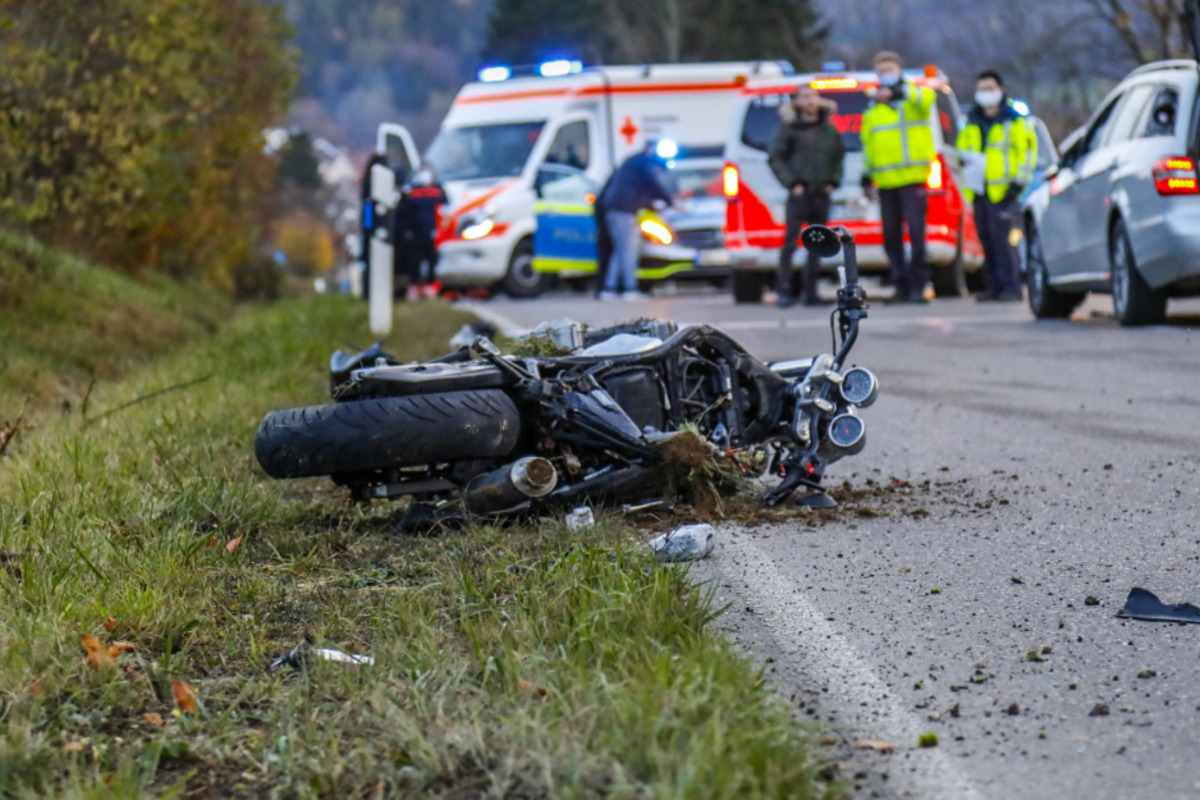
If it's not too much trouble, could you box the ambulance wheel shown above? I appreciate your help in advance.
[931,252,965,298]
[964,268,986,294]
[732,272,767,304]
[500,238,546,298]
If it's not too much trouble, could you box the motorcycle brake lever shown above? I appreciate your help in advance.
[471,336,536,382]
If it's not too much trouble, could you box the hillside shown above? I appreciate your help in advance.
[0,231,228,417]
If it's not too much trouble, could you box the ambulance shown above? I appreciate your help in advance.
[721,67,987,303]
[375,59,791,297]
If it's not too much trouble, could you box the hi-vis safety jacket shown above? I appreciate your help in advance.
[955,100,1037,203]
[861,81,937,190]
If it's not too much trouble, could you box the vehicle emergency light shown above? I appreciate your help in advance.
[723,164,740,199]
[926,157,944,190]
[538,59,582,77]
[810,77,858,91]
[478,65,512,83]
[1153,156,1199,195]
[924,64,938,78]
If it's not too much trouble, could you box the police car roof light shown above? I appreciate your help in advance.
[1011,99,1031,116]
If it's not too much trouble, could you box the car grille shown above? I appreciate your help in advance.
[675,228,723,249]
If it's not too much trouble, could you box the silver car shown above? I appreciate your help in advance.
[1023,60,1200,325]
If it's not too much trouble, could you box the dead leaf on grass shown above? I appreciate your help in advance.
[62,741,84,754]
[172,680,198,713]
[854,739,896,753]
[142,712,164,726]
[82,634,134,668]
[104,617,118,632]
[225,535,243,554]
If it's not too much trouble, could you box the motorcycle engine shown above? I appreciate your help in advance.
[600,368,665,433]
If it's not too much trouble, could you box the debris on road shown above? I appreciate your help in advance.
[1084,595,1100,606]
[649,523,715,562]
[1118,587,1200,624]
[565,506,595,532]
[269,644,375,671]
[853,739,896,753]
[1089,703,1110,717]
[918,732,939,748]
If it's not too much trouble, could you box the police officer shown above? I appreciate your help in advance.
[598,141,674,301]
[861,51,940,304]
[768,85,845,308]
[957,70,1036,302]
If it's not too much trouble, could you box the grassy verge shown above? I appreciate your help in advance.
[0,293,833,799]
[0,229,228,417]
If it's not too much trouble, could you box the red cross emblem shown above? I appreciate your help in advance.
[619,116,639,145]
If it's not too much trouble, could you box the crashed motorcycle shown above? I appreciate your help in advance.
[255,225,877,528]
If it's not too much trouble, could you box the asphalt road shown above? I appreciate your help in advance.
[463,286,1200,800]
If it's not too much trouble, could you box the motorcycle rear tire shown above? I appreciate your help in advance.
[255,390,521,479]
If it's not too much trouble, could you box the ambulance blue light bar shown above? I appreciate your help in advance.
[478,65,512,83]
[538,59,583,77]
[655,139,680,160]
[1011,99,1031,116]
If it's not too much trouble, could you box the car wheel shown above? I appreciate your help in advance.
[732,271,767,304]
[1110,217,1165,326]
[1026,218,1084,319]
[500,238,547,298]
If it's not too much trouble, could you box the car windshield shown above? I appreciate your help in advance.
[664,166,724,199]
[741,91,872,153]
[425,121,545,182]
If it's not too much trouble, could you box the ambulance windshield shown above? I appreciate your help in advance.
[426,121,546,182]
[740,92,869,153]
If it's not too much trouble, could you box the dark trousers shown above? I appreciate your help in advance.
[407,230,438,284]
[777,188,831,300]
[973,195,1021,296]
[879,184,928,299]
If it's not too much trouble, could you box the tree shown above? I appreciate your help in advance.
[483,0,827,68]
[1083,0,1198,63]
[0,0,296,287]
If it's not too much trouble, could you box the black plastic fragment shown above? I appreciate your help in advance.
[1118,587,1200,624]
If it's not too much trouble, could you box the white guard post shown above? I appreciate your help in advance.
[368,163,396,335]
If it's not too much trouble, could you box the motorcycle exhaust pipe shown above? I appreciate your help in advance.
[463,457,558,514]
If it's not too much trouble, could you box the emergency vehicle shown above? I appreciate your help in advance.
[374,59,791,297]
[721,67,986,303]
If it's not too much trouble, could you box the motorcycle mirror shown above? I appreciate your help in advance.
[800,224,842,259]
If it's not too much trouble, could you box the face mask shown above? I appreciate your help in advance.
[975,89,1003,108]
[879,72,901,87]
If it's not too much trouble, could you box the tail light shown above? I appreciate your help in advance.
[926,156,944,190]
[723,163,740,199]
[1153,156,1198,195]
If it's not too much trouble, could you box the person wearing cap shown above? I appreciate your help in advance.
[768,85,845,308]
[956,70,1036,303]
[597,141,675,301]
[861,51,940,304]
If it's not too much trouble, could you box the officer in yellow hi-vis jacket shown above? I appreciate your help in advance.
[956,70,1037,302]
[861,51,941,304]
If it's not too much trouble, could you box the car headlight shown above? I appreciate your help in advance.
[640,219,673,245]
[460,218,495,240]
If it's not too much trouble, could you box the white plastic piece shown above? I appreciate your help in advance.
[314,648,374,666]
[648,523,715,562]
[578,334,664,357]
[566,506,595,532]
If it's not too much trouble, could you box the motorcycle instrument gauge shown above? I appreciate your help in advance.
[827,413,866,454]
[838,367,878,408]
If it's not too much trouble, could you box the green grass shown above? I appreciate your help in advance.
[0,288,832,798]
[0,229,227,416]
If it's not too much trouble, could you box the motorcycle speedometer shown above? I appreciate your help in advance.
[839,367,878,408]
[826,413,866,454]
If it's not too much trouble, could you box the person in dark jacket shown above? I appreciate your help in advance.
[599,142,674,301]
[398,164,447,297]
[768,86,845,307]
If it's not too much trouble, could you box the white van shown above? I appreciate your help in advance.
[377,60,791,297]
